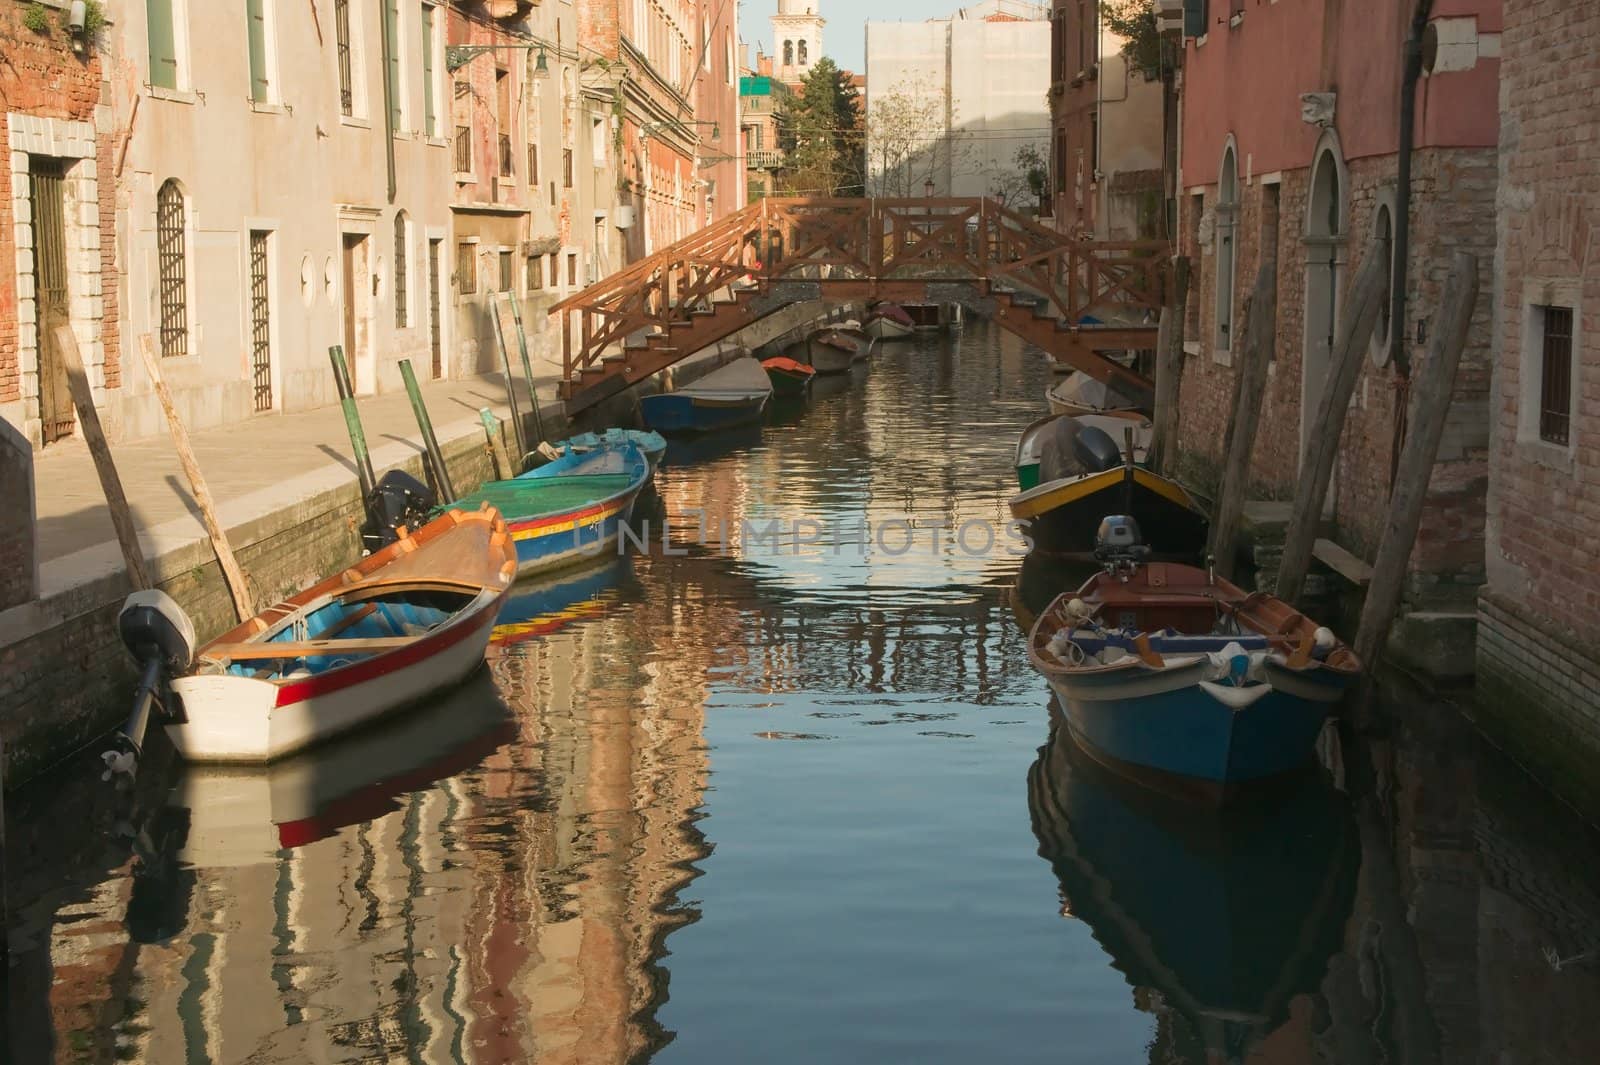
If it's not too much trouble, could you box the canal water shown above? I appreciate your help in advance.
[7,321,1600,1063]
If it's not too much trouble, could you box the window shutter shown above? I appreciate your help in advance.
[146,0,179,90]
[1183,0,1209,39]
[422,4,437,136]
[388,0,403,130]
[247,0,269,102]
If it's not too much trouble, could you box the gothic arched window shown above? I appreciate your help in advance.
[799,40,808,65]
[783,40,793,67]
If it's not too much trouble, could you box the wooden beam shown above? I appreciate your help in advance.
[1276,249,1389,606]
[1150,256,1191,475]
[1208,264,1277,581]
[479,408,513,481]
[1354,252,1478,683]
[55,324,150,590]
[201,635,419,661]
[137,334,256,622]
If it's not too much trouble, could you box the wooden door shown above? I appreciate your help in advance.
[31,159,73,444]
[342,233,359,388]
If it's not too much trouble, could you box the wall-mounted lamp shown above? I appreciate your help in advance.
[532,44,550,79]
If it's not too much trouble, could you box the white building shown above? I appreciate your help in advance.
[864,1,1050,199]
[111,1,457,439]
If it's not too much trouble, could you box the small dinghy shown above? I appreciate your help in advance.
[1010,417,1207,560]
[863,302,915,341]
[550,427,667,472]
[113,505,517,765]
[762,355,817,396]
[639,355,773,432]
[1027,516,1361,802]
[1015,411,1154,491]
[1046,372,1149,418]
[451,441,651,575]
[794,329,859,374]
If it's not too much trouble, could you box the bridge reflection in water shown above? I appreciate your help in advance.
[6,322,1600,1064]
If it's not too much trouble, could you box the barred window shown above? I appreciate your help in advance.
[394,212,409,328]
[335,0,353,115]
[156,180,188,358]
[1539,305,1574,446]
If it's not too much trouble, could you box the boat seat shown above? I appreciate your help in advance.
[1066,628,1326,658]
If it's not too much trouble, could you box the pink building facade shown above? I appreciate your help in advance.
[1174,0,1501,667]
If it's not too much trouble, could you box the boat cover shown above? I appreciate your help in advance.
[683,356,773,396]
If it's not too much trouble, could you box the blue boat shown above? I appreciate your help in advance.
[551,428,667,472]
[1025,519,1360,802]
[639,356,772,434]
[450,443,651,577]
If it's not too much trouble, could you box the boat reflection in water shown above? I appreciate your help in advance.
[490,555,637,648]
[1027,702,1359,1063]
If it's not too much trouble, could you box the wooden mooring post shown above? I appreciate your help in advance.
[1207,263,1277,581]
[398,359,455,502]
[328,346,377,503]
[136,334,255,623]
[1276,250,1390,606]
[479,408,514,481]
[1149,256,1190,477]
[1353,252,1478,688]
[489,303,529,469]
[507,296,547,449]
[55,324,150,590]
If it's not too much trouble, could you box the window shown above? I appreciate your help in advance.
[1184,0,1211,39]
[784,40,793,67]
[1051,13,1065,83]
[547,254,558,288]
[146,0,183,90]
[335,0,353,115]
[1215,145,1239,351]
[457,241,476,294]
[496,69,513,177]
[1371,201,1394,363]
[1538,306,1574,445]
[156,180,188,358]
[499,250,514,292]
[249,230,273,410]
[1185,192,1203,341]
[422,3,439,136]
[592,116,606,168]
[563,148,574,188]
[528,254,543,292]
[394,212,409,328]
[1053,128,1066,193]
[454,80,472,174]
[246,0,271,103]
[567,252,578,287]
[799,40,808,66]
[528,140,539,187]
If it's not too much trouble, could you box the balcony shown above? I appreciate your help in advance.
[747,149,784,170]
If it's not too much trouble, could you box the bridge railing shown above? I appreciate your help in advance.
[550,197,1170,388]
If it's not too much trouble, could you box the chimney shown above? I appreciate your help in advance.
[758,53,774,77]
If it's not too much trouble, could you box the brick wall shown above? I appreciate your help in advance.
[1477,0,1600,810]
[1174,143,1495,611]
[0,3,119,432]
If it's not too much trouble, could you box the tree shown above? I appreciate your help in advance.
[865,78,973,198]
[988,143,1049,211]
[775,58,865,197]
[1100,1,1163,81]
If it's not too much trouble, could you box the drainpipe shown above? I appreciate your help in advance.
[379,0,398,204]
[1391,0,1434,379]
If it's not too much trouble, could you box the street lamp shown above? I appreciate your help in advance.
[446,40,554,74]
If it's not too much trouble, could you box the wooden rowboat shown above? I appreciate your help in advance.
[863,303,915,341]
[166,505,517,763]
[640,356,773,432]
[451,442,651,576]
[1027,524,1360,801]
[1046,371,1148,418]
[762,355,817,397]
[794,329,859,374]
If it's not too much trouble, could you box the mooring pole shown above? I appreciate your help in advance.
[329,346,377,503]
[1149,256,1190,476]
[479,407,514,481]
[1208,263,1277,581]
[507,296,548,448]
[489,303,529,469]
[398,359,456,501]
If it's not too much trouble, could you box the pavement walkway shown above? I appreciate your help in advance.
[30,372,558,599]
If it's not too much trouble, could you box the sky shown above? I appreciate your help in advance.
[736,0,939,75]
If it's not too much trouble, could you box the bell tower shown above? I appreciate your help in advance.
[771,0,825,88]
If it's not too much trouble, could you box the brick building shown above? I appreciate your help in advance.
[1047,1,1165,238]
[1172,1,1501,656]
[0,0,119,449]
[740,52,790,201]
[1478,0,1600,809]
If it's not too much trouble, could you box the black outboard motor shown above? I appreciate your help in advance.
[110,590,197,779]
[1093,515,1151,579]
[1073,425,1123,473]
[360,469,437,553]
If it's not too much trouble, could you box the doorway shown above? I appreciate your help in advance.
[428,237,443,379]
[31,158,74,444]
[341,233,374,394]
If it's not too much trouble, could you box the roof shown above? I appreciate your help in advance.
[740,75,782,97]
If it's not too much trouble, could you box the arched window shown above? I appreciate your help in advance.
[798,40,808,65]
[1303,136,1348,458]
[784,40,794,67]
[1370,199,1395,365]
[394,211,409,328]
[156,179,188,358]
[1214,142,1238,352]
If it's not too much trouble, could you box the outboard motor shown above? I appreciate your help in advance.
[1093,515,1151,580]
[360,469,437,553]
[1073,425,1123,473]
[110,590,197,779]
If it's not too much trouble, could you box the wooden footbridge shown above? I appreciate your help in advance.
[549,197,1171,413]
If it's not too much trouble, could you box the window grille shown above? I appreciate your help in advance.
[394,213,409,328]
[157,180,188,358]
[1539,306,1574,446]
[335,0,353,115]
[249,231,273,410]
